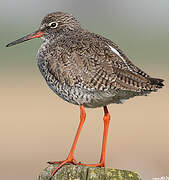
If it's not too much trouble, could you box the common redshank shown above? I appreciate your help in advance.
[6,12,164,178]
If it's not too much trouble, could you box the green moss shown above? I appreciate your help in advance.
[39,164,142,180]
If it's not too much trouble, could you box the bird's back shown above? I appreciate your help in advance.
[37,29,164,107]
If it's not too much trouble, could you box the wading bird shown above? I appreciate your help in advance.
[6,12,164,178]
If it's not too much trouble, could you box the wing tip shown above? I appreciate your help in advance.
[149,77,164,88]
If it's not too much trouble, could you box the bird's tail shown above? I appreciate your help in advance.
[149,77,164,88]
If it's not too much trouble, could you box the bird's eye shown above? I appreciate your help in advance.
[49,22,58,28]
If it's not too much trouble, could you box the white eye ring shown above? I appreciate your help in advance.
[49,22,58,28]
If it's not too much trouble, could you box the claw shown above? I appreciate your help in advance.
[47,161,64,164]
[49,158,77,177]
[77,161,105,167]
[49,176,53,180]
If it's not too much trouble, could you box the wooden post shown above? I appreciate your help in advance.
[38,164,142,180]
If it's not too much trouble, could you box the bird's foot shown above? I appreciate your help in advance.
[48,157,77,178]
[47,160,64,164]
[77,161,105,167]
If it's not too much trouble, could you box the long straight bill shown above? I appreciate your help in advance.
[6,30,44,47]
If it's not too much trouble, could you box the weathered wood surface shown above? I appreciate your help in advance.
[38,164,142,180]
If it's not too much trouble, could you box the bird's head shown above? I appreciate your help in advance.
[6,12,80,47]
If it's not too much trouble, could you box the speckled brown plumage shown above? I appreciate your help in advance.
[35,12,164,107]
[6,12,164,107]
[6,11,165,178]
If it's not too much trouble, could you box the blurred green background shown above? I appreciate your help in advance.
[1,1,169,180]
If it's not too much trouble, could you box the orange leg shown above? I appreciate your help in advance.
[77,106,110,167]
[49,105,86,178]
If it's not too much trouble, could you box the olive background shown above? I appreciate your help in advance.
[0,1,169,180]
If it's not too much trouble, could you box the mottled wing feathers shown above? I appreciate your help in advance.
[94,34,151,79]
[89,32,164,91]
[113,67,162,91]
[46,30,163,92]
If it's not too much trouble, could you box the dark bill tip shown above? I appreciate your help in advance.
[6,35,32,48]
[6,30,44,48]
[6,44,10,47]
[6,41,18,47]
